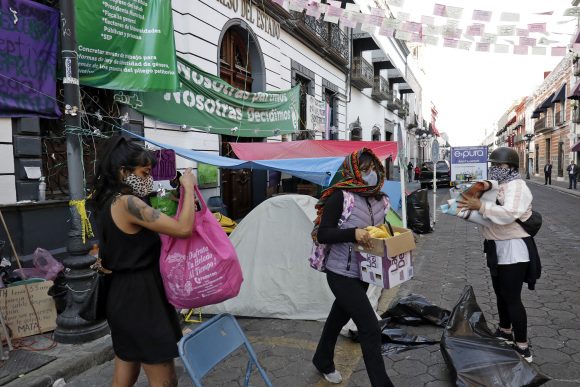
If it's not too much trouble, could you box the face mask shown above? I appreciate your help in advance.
[488,166,511,183]
[362,170,378,186]
[124,173,154,197]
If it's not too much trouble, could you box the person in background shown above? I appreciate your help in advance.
[567,160,578,189]
[458,147,538,364]
[543,162,552,185]
[406,161,413,183]
[312,148,394,387]
[93,136,196,387]
[414,166,421,181]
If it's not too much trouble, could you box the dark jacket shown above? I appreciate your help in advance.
[483,238,541,290]
[544,164,552,174]
[567,164,578,176]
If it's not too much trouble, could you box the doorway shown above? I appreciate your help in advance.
[558,141,564,177]
[218,24,266,219]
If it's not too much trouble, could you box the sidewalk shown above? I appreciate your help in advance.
[4,184,580,386]
[527,174,580,197]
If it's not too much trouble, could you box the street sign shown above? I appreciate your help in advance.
[431,141,440,161]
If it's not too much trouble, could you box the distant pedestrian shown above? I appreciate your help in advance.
[458,147,539,363]
[312,149,394,387]
[567,160,578,189]
[407,161,413,183]
[92,136,196,387]
[414,166,421,181]
[543,162,552,185]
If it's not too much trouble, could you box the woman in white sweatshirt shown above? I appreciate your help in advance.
[458,147,539,363]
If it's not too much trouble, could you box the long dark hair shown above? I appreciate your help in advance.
[92,135,156,210]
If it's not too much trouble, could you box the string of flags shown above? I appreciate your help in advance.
[271,0,580,56]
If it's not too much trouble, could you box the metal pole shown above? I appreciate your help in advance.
[54,0,109,343]
[526,140,531,179]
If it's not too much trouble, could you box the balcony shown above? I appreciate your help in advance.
[397,101,409,118]
[575,60,580,77]
[573,108,580,123]
[371,76,390,101]
[387,95,402,112]
[534,116,554,133]
[351,56,373,90]
[514,134,524,143]
[290,12,349,66]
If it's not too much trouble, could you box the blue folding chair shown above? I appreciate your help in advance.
[178,313,273,387]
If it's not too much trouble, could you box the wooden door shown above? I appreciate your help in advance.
[220,29,254,220]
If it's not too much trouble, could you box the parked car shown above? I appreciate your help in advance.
[419,160,451,189]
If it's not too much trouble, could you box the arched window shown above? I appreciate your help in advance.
[371,126,381,141]
[349,117,362,141]
[220,29,253,90]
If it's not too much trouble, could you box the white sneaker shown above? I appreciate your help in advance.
[323,370,343,384]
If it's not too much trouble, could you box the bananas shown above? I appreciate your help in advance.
[365,224,392,239]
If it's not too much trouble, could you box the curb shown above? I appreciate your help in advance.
[4,336,114,387]
[526,178,580,197]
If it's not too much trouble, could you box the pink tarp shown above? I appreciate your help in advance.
[572,141,580,152]
[229,140,398,160]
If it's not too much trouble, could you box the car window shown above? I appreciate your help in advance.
[436,161,449,172]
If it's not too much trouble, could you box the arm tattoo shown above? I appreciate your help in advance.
[127,196,161,223]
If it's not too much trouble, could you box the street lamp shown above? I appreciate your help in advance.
[415,128,433,165]
[524,133,534,179]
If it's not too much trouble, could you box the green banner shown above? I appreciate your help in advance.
[75,0,178,91]
[116,57,300,137]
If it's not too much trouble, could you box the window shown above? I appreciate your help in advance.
[324,89,338,140]
[295,74,313,140]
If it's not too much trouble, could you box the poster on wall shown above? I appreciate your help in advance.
[450,146,488,182]
[306,95,327,134]
[75,0,178,91]
[0,0,60,118]
[117,57,301,137]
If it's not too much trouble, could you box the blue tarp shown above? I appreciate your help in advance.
[123,130,343,186]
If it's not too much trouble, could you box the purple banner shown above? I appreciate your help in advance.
[0,0,60,118]
[152,149,177,181]
[451,146,488,164]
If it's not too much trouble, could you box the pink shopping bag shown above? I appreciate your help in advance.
[159,186,243,309]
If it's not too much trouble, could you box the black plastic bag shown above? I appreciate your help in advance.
[380,325,439,355]
[381,294,450,327]
[441,286,549,387]
[406,189,432,234]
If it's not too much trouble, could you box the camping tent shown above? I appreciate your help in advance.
[204,194,382,321]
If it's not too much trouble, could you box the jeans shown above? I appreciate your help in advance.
[490,262,529,343]
[569,174,577,189]
[313,271,394,387]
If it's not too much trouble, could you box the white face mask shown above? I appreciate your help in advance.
[124,173,154,197]
[362,170,378,186]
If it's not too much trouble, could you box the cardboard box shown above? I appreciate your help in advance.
[0,281,57,340]
[355,226,416,257]
[355,226,416,289]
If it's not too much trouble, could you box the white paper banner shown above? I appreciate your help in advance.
[386,0,405,7]
[494,44,509,53]
[288,0,307,12]
[481,33,497,44]
[421,15,435,26]
[423,24,441,36]
[361,24,377,33]
[395,30,412,41]
[340,15,357,28]
[345,3,360,12]
[379,26,395,37]
[443,38,459,48]
[402,21,422,34]
[445,6,464,20]
[472,9,492,22]
[498,25,516,36]
[458,41,472,50]
[500,12,520,22]
[423,35,439,45]
[532,46,547,55]
[443,27,462,39]
[383,18,402,29]
[350,12,367,24]
[397,11,410,21]
[433,4,446,17]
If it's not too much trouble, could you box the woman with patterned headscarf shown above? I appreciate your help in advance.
[312,149,395,387]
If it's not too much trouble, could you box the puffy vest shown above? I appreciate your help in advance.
[325,193,387,278]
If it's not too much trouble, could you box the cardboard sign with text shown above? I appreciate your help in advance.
[0,281,57,340]
[356,226,416,289]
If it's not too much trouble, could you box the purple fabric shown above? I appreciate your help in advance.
[0,0,60,118]
[152,149,176,181]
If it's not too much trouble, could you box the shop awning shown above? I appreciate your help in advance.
[536,93,555,112]
[568,82,580,100]
[228,140,398,161]
[551,84,566,103]
[572,140,580,152]
[531,109,541,119]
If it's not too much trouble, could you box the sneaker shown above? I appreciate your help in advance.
[513,344,533,363]
[494,328,514,344]
[323,370,343,384]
